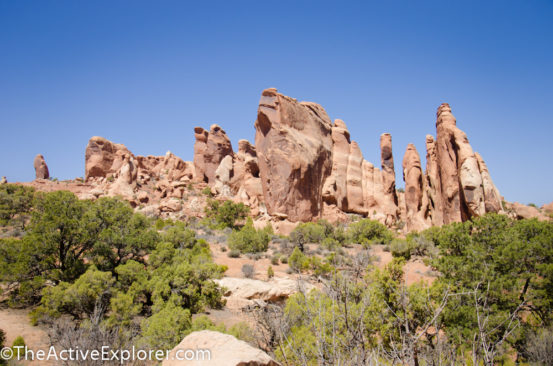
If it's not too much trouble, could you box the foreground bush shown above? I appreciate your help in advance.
[346,218,393,245]
[204,199,249,229]
[228,218,272,253]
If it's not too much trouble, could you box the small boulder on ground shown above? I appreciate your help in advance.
[163,330,280,366]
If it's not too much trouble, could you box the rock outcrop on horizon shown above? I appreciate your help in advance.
[27,88,539,232]
[33,154,49,180]
[83,136,197,215]
[193,124,233,184]
[254,88,333,222]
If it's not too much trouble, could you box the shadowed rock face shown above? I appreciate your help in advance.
[254,88,333,222]
[33,154,49,180]
[193,124,233,184]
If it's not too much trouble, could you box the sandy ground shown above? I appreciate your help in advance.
[210,242,291,280]
[0,307,53,365]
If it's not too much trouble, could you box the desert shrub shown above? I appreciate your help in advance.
[288,247,310,273]
[204,199,249,229]
[0,184,35,227]
[187,315,226,335]
[390,239,411,259]
[321,237,340,251]
[89,197,159,272]
[524,325,553,365]
[228,218,271,253]
[346,219,393,246]
[267,266,274,279]
[289,221,334,250]
[280,256,288,264]
[11,336,26,359]
[432,214,553,357]
[271,254,280,265]
[32,265,115,321]
[242,264,255,279]
[228,322,256,344]
[406,233,438,257]
[0,328,5,365]
[228,249,240,258]
[201,187,213,197]
[309,256,334,277]
[140,300,191,350]
[272,259,455,365]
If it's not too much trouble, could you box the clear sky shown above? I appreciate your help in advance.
[1,0,552,205]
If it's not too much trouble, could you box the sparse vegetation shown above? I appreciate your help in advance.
[204,199,249,229]
[228,218,272,253]
[346,218,393,246]
[242,264,255,279]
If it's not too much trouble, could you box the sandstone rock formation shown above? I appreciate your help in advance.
[433,103,502,224]
[380,134,398,206]
[542,202,553,214]
[510,202,548,221]
[475,153,503,213]
[28,90,522,233]
[0,176,7,184]
[424,135,444,226]
[85,137,131,180]
[33,154,49,180]
[254,88,333,222]
[322,119,351,210]
[402,144,428,231]
[399,104,505,231]
[193,124,233,184]
[163,330,279,366]
[215,277,314,304]
[346,142,366,215]
[320,120,400,226]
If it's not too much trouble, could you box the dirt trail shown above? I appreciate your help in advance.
[0,307,53,365]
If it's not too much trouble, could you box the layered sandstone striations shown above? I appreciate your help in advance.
[321,121,399,226]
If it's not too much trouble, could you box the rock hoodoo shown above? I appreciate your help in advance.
[402,144,428,231]
[193,124,233,184]
[254,88,333,222]
[33,154,49,180]
[432,103,502,224]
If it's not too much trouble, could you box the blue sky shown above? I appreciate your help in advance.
[1,0,552,205]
